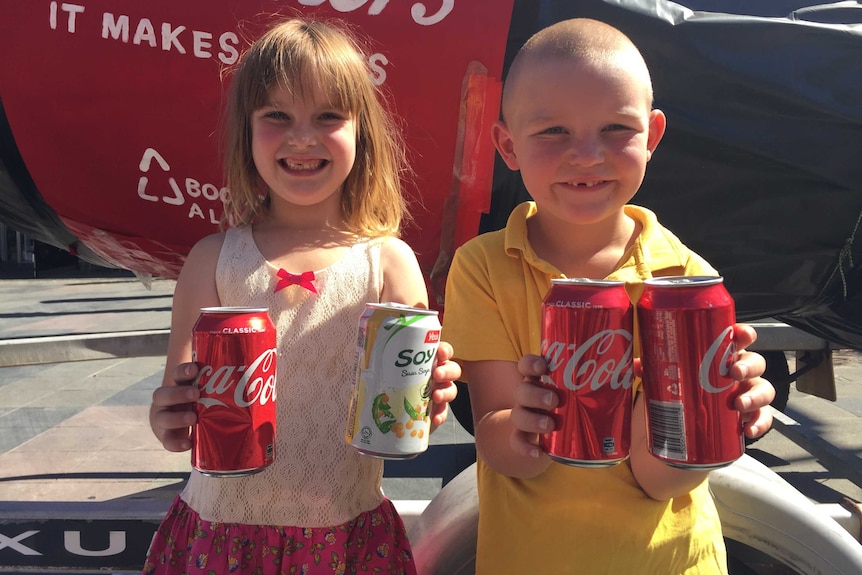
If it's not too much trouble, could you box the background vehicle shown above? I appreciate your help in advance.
[2,1,860,404]
[1,1,861,573]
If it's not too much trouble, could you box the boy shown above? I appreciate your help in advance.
[442,18,776,574]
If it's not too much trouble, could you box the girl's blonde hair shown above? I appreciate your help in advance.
[221,18,409,237]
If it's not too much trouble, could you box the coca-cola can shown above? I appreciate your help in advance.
[637,276,742,469]
[540,279,634,467]
[191,307,277,477]
[345,303,441,460]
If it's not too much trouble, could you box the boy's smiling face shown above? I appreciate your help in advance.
[492,53,665,228]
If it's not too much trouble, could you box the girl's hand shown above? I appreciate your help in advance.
[150,362,201,452]
[428,342,460,430]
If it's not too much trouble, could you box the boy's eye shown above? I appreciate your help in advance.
[604,124,631,132]
[539,126,566,135]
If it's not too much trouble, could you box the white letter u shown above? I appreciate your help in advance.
[64,531,126,557]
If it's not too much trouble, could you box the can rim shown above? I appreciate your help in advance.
[367,302,439,315]
[643,275,724,287]
[199,306,270,313]
[550,278,625,286]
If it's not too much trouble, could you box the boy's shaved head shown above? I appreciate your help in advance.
[502,18,654,119]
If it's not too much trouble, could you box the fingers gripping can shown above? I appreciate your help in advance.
[191,307,277,476]
[540,279,634,467]
[345,303,441,459]
[637,276,743,469]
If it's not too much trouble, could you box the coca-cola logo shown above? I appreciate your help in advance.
[699,326,737,393]
[195,348,277,409]
[541,329,634,391]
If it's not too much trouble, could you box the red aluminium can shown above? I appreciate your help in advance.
[637,276,742,469]
[191,307,277,477]
[540,279,634,467]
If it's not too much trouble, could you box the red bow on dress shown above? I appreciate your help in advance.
[274,269,317,294]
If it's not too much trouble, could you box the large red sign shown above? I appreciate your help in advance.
[0,1,512,305]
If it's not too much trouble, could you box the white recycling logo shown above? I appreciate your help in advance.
[135,148,226,224]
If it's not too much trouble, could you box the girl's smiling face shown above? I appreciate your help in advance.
[251,83,357,218]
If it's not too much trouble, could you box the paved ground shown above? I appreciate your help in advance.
[0,276,474,508]
[0,274,861,508]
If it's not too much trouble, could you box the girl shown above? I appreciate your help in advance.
[145,18,459,575]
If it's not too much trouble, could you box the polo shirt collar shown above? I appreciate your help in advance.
[502,201,690,280]
[503,202,563,277]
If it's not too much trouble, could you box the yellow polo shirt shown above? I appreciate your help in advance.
[443,202,728,574]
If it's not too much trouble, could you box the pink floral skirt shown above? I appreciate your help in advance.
[142,496,416,575]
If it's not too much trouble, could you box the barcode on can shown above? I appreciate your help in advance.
[648,400,687,461]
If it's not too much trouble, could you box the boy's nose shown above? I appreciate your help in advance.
[567,139,603,166]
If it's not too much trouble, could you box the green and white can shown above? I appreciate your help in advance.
[345,303,441,459]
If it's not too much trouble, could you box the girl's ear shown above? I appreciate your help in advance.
[645,109,667,162]
[491,120,520,171]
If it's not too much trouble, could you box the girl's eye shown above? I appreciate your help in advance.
[319,111,347,122]
[256,109,288,122]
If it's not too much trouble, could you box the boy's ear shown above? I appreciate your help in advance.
[491,120,520,170]
[646,109,667,162]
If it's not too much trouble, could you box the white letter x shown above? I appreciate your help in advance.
[0,530,41,555]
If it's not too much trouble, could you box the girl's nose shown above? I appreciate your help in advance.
[287,123,316,147]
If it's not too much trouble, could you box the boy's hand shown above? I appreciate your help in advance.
[633,323,773,439]
[511,354,558,459]
[633,323,773,438]
[428,342,460,430]
[728,323,775,438]
[150,362,200,452]
[512,321,776,454]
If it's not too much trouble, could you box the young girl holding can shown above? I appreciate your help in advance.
[145,17,459,575]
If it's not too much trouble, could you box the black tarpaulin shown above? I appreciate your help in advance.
[484,0,862,349]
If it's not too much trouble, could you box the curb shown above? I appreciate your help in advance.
[0,330,170,367]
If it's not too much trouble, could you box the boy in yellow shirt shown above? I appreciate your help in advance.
[442,18,776,574]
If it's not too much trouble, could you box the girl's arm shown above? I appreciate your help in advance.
[380,236,457,429]
[380,237,428,308]
[149,233,223,451]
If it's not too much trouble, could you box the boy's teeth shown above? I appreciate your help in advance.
[573,181,599,187]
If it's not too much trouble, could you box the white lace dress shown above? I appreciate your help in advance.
[180,225,386,527]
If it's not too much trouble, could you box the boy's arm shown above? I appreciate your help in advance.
[628,393,710,499]
[630,327,775,500]
[465,359,554,478]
